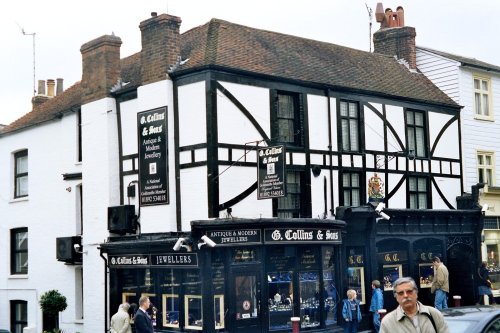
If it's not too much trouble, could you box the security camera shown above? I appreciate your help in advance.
[173,238,186,251]
[74,244,81,252]
[198,235,216,249]
[375,202,384,213]
[379,211,391,221]
[482,204,489,213]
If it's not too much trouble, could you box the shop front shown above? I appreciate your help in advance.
[100,218,346,333]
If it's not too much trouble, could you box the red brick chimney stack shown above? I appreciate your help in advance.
[139,13,181,84]
[80,35,122,104]
[373,3,416,70]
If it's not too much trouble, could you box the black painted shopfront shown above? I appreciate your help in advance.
[336,205,484,313]
[100,218,347,333]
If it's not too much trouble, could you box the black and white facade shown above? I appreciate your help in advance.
[0,11,484,333]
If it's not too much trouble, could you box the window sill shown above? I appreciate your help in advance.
[474,115,494,122]
[9,274,28,279]
[9,196,29,203]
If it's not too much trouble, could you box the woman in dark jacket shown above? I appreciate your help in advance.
[477,261,496,305]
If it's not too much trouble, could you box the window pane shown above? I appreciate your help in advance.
[482,95,489,116]
[344,191,351,206]
[348,103,358,118]
[351,174,359,187]
[475,93,481,114]
[478,155,484,164]
[486,155,492,165]
[16,155,28,173]
[474,79,480,89]
[407,128,415,151]
[487,170,493,186]
[414,112,424,126]
[340,102,348,117]
[409,194,417,209]
[418,194,427,208]
[351,189,360,206]
[406,111,414,125]
[416,128,425,157]
[16,231,28,250]
[16,176,28,197]
[479,169,485,183]
[409,178,416,191]
[417,178,427,191]
[349,120,359,151]
[482,80,488,91]
[341,120,349,150]
[343,174,350,187]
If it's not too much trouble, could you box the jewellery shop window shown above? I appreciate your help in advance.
[267,246,296,331]
[377,239,408,292]
[322,246,338,326]
[298,247,321,329]
[413,238,442,289]
[346,247,365,304]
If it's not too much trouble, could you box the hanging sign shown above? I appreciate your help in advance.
[137,107,169,206]
[257,145,286,199]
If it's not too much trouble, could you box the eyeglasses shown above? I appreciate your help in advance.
[396,289,415,296]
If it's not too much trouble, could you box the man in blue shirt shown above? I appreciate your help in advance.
[369,280,384,333]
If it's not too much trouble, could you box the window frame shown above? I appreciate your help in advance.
[11,227,28,275]
[405,110,428,158]
[14,150,28,198]
[407,176,430,209]
[341,171,363,206]
[271,90,304,148]
[473,75,492,120]
[339,100,361,152]
[10,300,28,333]
[276,170,303,218]
[477,151,495,186]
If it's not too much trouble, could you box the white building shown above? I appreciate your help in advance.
[1,11,481,333]
[416,45,500,294]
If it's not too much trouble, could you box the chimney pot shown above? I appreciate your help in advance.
[151,12,157,17]
[47,79,56,97]
[56,78,64,95]
[37,80,46,95]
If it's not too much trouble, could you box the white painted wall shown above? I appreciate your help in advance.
[0,113,83,333]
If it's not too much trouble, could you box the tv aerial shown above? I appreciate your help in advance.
[17,23,37,96]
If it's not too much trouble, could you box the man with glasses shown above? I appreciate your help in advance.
[380,277,449,333]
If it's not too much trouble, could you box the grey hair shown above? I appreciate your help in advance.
[392,277,418,298]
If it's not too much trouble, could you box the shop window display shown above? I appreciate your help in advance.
[487,244,500,289]
[268,271,293,331]
[346,247,365,304]
[322,246,338,326]
[382,264,402,291]
[299,271,321,328]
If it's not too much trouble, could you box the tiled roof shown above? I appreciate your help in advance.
[418,46,500,73]
[175,19,458,108]
[1,18,459,135]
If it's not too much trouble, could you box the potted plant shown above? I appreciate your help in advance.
[39,290,67,332]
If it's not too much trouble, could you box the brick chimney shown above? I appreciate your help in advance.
[373,4,416,70]
[56,78,64,95]
[139,13,181,84]
[80,35,122,104]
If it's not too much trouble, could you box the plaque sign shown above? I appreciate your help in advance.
[207,229,262,246]
[264,228,342,244]
[137,107,169,206]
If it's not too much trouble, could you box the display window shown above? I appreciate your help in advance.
[299,271,320,328]
[382,265,402,291]
[267,270,293,331]
[346,246,365,304]
[418,264,434,288]
[322,246,338,326]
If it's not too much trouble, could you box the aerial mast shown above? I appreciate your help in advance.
[18,24,36,96]
[365,3,373,52]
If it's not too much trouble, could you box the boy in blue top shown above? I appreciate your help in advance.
[369,280,384,333]
[342,289,362,333]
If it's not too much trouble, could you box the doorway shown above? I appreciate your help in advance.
[230,265,262,333]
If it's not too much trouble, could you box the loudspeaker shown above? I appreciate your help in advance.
[56,236,82,263]
[108,205,136,235]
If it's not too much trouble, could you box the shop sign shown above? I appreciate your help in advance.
[264,228,341,244]
[151,253,198,267]
[109,255,150,267]
[378,251,408,263]
[108,253,198,268]
[257,145,285,199]
[137,107,169,206]
[207,229,261,246]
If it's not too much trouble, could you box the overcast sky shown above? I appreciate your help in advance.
[1,0,499,125]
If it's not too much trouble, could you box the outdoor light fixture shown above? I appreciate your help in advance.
[73,244,87,254]
[197,235,216,249]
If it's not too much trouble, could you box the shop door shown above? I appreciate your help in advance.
[230,266,262,333]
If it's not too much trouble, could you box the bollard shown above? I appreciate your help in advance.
[453,295,461,307]
[291,316,300,333]
[378,309,387,320]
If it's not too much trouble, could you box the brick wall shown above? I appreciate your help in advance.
[139,13,181,84]
[373,26,416,70]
